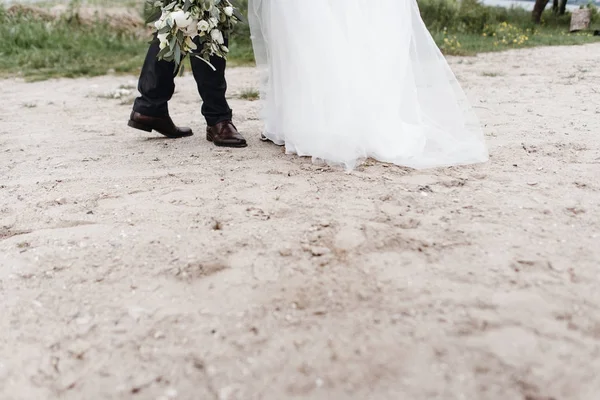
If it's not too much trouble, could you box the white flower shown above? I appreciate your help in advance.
[185,20,199,38]
[197,20,210,32]
[209,17,219,28]
[171,10,193,28]
[223,6,234,17]
[220,45,229,53]
[210,29,224,44]
[154,12,169,30]
[157,32,169,49]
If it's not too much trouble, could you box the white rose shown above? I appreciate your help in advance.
[197,20,210,32]
[209,17,219,28]
[171,10,193,28]
[210,29,224,44]
[223,6,234,17]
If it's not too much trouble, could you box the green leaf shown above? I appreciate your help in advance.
[157,45,170,60]
[229,0,246,22]
[145,8,162,24]
[174,44,181,66]
[232,8,244,23]
[143,0,162,24]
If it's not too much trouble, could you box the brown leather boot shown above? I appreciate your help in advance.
[128,111,193,138]
[206,121,247,148]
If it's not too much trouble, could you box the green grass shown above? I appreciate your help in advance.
[433,27,599,56]
[422,0,600,55]
[239,88,260,101]
[0,6,148,80]
[0,1,254,80]
[32,0,142,6]
[0,0,598,80]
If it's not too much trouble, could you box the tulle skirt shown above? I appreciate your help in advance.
[248,0,489,170]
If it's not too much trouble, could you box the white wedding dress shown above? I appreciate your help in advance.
[248,0,489,170]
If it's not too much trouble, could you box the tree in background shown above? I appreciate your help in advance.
[558,0,568,15]
[536,0,568,23]
[532,0,550,23]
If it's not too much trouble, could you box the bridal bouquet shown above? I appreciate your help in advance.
[145,0,243,70]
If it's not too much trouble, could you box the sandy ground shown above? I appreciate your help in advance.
[1,43,600,400]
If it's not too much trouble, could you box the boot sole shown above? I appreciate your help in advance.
[128,120,193,138]
[128,119,152,132]
[206,132,248,148]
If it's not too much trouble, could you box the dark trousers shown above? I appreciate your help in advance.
[133,39,232,127]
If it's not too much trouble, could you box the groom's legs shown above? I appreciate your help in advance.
[129,39,193,138]
[133,39,176,117]
[133,37,232,124]
[190,39,232,127]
